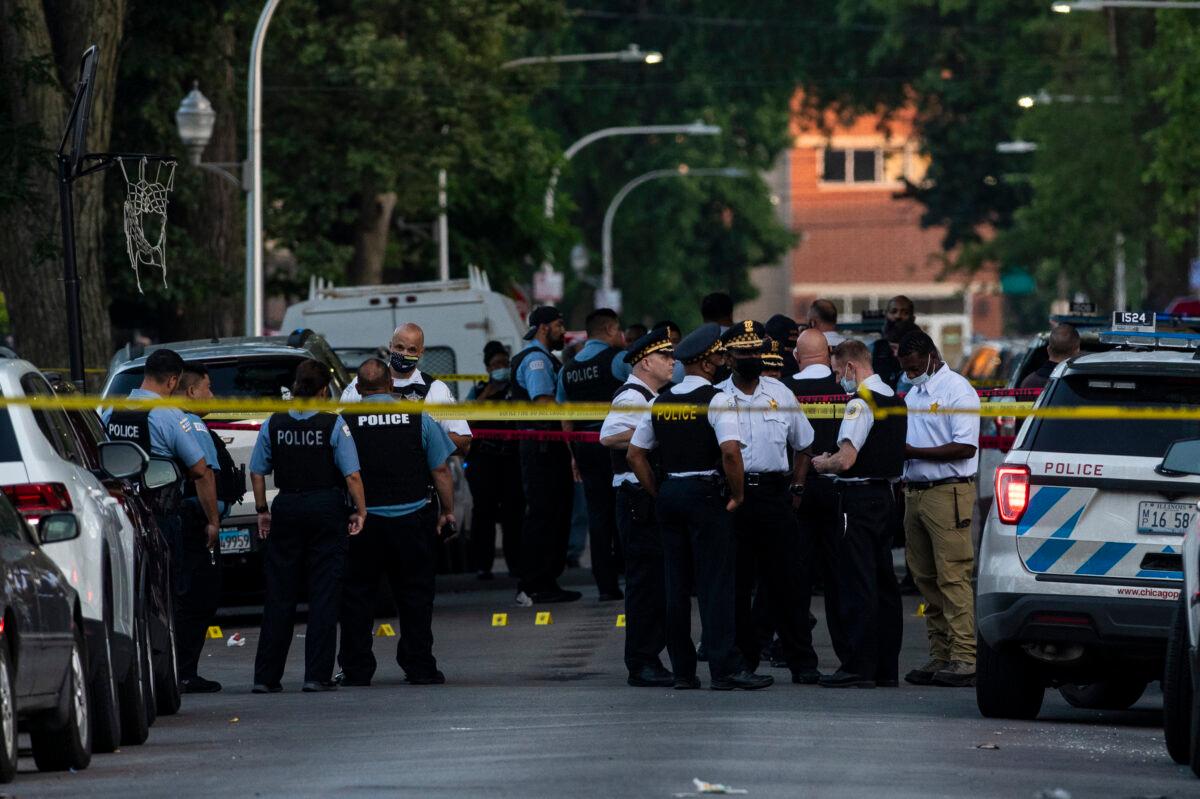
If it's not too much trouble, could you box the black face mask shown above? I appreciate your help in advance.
[390,352,419,374]
[708,358,732,384]
[733,356,764,381]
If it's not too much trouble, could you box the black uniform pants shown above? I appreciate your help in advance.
[517,440,574,594]
[657,478,739,682]
[338,506,439,682]
[795,477,849,669]
[829,481,903,682]
[733,481,809,673]
[575,442,622,595]
[465,443,524,575]
[171,504,223,681]
[253,489,347,686]
[615,483,666,673]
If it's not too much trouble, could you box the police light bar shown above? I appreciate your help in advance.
[1097,329,1200,349]
[1049,314,1110,328]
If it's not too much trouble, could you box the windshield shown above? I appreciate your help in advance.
[1022,373,1200,458]
[107,356,317,399]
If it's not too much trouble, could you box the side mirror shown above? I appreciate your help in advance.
[98,441,148,480]
[1157,438,1200,477]
[144,457,182,491]
[38,513,81,544]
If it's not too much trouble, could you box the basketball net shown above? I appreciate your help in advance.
[117,157,176,293]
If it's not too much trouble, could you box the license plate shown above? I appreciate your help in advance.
[1136,501,1196,535]
[219,528,252,554]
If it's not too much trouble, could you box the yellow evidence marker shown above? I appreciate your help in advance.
[615,614,626,628]
[492,613,508,627]
[206,625,223,639]
[915,603,926,617]
[375,623,396,637]
[534,611,553,626]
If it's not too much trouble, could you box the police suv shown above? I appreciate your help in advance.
[976,316,1200,720]
[1162,437,1200,777]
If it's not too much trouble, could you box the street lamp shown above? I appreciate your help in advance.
[1053,1,1200,11]
[599,166,749,309]
[502,43,664,69]
[174,84,245,187]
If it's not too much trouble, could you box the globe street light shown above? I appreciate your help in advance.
[174,84,244,187]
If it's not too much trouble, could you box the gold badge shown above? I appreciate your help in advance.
[744,320,753,333]
[929,401,940,413]
[768,398,778,410]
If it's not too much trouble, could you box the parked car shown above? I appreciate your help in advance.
[101,330,349,604]
[0,482,91,780]
[0,359,141,752]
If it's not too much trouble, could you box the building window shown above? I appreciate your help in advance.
[852,149,878,182]
[820,148,898,184]
[822,148,846,182]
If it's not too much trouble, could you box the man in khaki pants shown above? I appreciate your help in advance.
[896,331,980,687]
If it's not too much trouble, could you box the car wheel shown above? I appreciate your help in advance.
[31,626,92,772]
[154,594,181,717]
[1060,679,1148,711]
[976,633,1044,720]
[0,643,17,783]
[118,611,151,746]
[1165,592,1192,765]
[89,621,122,753]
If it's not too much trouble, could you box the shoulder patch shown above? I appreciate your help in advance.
[844,400,865,420]
[193,421,208,433]
[178,417,193,433]
[528,358,546,371]
[341,423,352,437]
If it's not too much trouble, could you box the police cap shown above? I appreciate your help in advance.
[523,306,563,340]
[674,323,725,364]
[720,319,768,353]
[625,327,674,365]
[763,338,784,368]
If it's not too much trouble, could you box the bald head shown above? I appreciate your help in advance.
[795,328,830,369]
[357,358,391,394]
[1048,323,1080,362]
[391,323,424,351]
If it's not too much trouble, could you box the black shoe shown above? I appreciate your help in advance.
[597,589,625,602]
[673,675,701,690]
[530,589,583,604]
[333,671,371,687]
[696,642,708,662]
[251,683,282,694]
[181,676,222,694]
[791,669,822,685]
[628,665,675,688]
[302,680,338,692]
[406,670,446,685]
[818,670,875,689]
[711,670,774,691]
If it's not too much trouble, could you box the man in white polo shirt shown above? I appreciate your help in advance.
[896,330,980,689]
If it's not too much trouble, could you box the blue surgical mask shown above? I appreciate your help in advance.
[909,355,933,388]
[489,367,510,382]
[390,352,419,374]
[839,375,858,394]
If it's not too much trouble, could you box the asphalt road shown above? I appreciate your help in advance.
[11,571,1197,798]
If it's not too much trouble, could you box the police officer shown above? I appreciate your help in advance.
[761,338,785,379]
[336,359,457,687]
[558,308,632,600]
[600,328,676,687]
[765,314,801,376]
[811,339,906,688]
[716,321,817,684]
[103,349,222,694]
[508,306,578,606]
[627,323,772,691]
[249,360,366,693]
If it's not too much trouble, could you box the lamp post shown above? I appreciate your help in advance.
[1053,1,1200,10]
[599,166,749,310]
[502,43,663,70]
[175,84,244,187]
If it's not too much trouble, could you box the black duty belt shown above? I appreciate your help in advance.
[905,476,973,491]
[834,478,894,489]
[744,472,790,488]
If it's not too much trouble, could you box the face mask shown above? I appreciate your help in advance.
[839,368,858,394]
[390,352,419,374]
[908,355,933,387]
[709,358,732,384]
[489,367,510,382]
[733,357,764,381]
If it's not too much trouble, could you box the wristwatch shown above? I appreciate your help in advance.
[255,504,269,514]
[788,483,806,497]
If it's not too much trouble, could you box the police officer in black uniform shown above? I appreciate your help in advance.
[627,324,772,691]
[249,360,367,693]
[337,359,458,686]
[811,339,906,688]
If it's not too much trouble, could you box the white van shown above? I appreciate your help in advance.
[280,267,526,397]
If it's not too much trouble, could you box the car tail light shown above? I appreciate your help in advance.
[1,482,72,522]
[1030,611,1092,626]
[995,465,1030,525]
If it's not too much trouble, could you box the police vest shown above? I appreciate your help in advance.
[841,390,907,481]
[560,347,625,432]
[650,384,722,474]
[347,407,430,506]
[506,345,562,430]
[106,409,153,454]
[786,373,843,456]
[608,382,655,475]
[268,413,344,491]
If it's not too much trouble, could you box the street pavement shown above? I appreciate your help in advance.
[12,569,1197,798]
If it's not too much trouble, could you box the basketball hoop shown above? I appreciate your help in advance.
[116,156,176,293]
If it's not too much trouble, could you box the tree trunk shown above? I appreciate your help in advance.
[0,0,124,374]
[348,189,397,285]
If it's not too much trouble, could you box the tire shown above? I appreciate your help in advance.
[89,622,122,753]
[976,633,1045,720]
[0,643,18,783]
[1060,679,1147,711]
[31,626,92,772]
[1164,593,1192,765]
[118,611,151,746]
[154,593,181,717]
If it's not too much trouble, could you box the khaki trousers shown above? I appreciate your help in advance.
[904,482,976,663]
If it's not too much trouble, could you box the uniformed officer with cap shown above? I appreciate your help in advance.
[600,327,677,687]
[627,323,773,691]
[761,338,785,379]
[716,320,817,684]
[811,339,906,688]
[249,360,366,693]
[336,358,457,687]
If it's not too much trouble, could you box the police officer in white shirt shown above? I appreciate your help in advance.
[600,328,676,688]
[715,320,817,684]
[896,330,980,688]
[811,339,906,688]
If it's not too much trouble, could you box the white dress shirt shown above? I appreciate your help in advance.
[715,375,814,474]
[630,375,739,477]
[833,373,893,482]
[600,375,658,487]
[903,363,980,481]
[341,371,472,439]
[792,363,833,382]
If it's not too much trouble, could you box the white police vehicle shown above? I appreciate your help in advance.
[977,316,1200,720]
[1161,437,1200,777]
